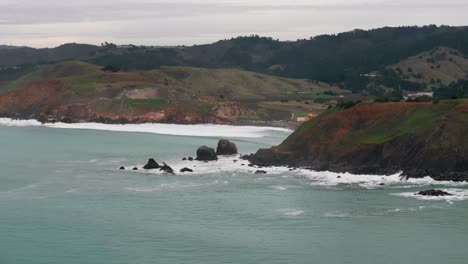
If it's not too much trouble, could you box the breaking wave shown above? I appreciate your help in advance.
[0,118,292,138]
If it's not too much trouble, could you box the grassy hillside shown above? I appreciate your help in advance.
[2,26,468,96]
[0,61,350,123]
[390,47,468,87]
[246,100,468,180]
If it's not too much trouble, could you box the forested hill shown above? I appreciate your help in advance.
[1,25,468,96]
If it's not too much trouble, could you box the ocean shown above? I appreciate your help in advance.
[1,119,468,264]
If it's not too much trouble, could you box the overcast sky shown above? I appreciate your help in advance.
[0,0,467,48]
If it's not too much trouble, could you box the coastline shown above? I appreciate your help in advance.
[0,117,294,138]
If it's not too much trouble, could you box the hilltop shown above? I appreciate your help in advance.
[0,61,349,124]
[245,100,468,181]
[1,26,468,97]
[390,47,468,86]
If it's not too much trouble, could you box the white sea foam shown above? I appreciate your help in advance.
[324,212,350,218]
[279,209,304,216]
[272,185,288,191]
[297,170,468,189]
[0,118,292,138]
[392,188,468,202]
[126,155,468,193]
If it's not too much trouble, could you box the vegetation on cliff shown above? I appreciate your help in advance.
[246,100,468,181]
[0,61,347,123]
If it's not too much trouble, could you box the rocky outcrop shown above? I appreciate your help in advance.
[244,101,468,181]
[196,146,218,161]
[216,139,238,155]
[143,158,161,169]
[417,189,452,196]
[160,163,175,174]
[180,167,194,173]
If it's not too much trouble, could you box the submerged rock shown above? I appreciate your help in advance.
[182,157,187,161]
[196,146,218,161]
[416,189,452,197]
[255,170,267,174]
[119,166,126,170]
[160,163,175,174]
[216,139,238,155]
[188,157,194,161]
[143,158,161,169]
[132,167,138,171]
[180,167,194,173]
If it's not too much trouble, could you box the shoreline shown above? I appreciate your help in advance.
[0,118,294,138]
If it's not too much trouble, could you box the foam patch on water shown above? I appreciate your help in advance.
[271,185,288,191]
[278,209,305,216]
[392,188,468,203]
[0,118,292,138]
[125,155,468,191]
[323,212,351,218]
[297,170,468,189]
[0,118,41,127]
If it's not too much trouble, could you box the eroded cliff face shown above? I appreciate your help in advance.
[245,101,468,181]
[0,81,255,124]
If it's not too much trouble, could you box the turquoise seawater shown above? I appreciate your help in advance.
[1,124,468,264]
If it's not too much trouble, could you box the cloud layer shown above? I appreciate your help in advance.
[0,0,467,47]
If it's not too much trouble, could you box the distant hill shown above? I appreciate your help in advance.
[390,47,468,87]
[0,43,99,67]
[1,25,468,97]
[0,61,350,124]
[0,45,19,50]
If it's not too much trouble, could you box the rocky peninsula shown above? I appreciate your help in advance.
[244,100,468,181]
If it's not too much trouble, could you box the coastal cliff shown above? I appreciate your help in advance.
[0,61,347,125]
[244,100,468,181]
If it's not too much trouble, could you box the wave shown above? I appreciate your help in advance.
[0,118,292,138]
[278,209,305,216]
[123,155,468,192]
[297,170,468,189]
[323,212,350,218]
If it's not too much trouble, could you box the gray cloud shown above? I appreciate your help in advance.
[0,0,467,47]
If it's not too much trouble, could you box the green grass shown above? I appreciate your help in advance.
[126,99,170,110]
[360,132,393,144]
[5,61,101,91]
[396,104,452,134]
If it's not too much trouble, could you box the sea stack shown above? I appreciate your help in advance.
[216,139,238,155]
[196,146,218,161]
[143,158,161,169]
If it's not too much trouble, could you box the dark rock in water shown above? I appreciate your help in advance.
[216,139,238,155]
[180,167,194,173]
[248,164,255,167]
[417,189,452,196]
[379,183,385,186]
[188,157,194,161]
[337,176,341,179]
[255,170,267,174]
[132,167,138,171]
[143,158,161,169]
[160,163,175,174]
[119,166,126,170]
[241,164,245,166]
[196,146,218,161]
[233,160,238,163]
[182,157,187,161]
